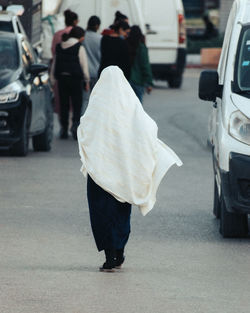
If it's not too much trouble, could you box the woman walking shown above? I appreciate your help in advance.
[127,25,153,103]
[51,10,79,115]
[99,21,130,79]
[52,27,90,139]
[77,66,182,272]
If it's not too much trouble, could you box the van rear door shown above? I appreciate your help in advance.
[140,0,179,64]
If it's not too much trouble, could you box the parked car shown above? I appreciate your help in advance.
[0,31,53,156]
[199,0,250,238]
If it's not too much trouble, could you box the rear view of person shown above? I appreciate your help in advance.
[127,25,153,103]
[82,15,101,114]
[51,10,79,116]
[51,10,79,56]
[52,26,90,139]
[77,66,182,272]
[99,21,130,79]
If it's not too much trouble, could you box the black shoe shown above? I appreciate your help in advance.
[99,249,116,272]
[59,129,68,139]
[99,262,115,272]
[116,249,125,269]
[115,256,125,269]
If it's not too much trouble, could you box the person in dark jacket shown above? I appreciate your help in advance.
[127,25,153,103]
[99,21,130,79]
[51,27,90,139]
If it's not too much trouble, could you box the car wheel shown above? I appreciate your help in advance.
[220,196,248,238]
[11,108,29,157]
[32,103,53,152]
[168,73,183,88]
[213,178,221,219]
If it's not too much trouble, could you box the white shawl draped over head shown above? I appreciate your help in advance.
[77,66,182,216]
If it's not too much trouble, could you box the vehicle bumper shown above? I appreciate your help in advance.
[151,48,186,80]
[221,152,250,214]
[0,96,26,149]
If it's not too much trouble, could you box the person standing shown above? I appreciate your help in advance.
[77,66,182,272]
[82,16,101,114]
[51,10,79,115]
[127,25,153,103]
[99,21,130,79]
[51,27,90,139]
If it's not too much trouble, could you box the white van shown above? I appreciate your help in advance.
[199,0,250,238]
[52,0,186,87]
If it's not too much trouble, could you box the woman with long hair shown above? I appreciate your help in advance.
[51,27,90,139]
[127,25,153,103]
[77,66,182,272]
[99,21,130,79]
[51,10,79,56]
[51,10,79,116]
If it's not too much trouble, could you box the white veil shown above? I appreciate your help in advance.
[77,66,182,215]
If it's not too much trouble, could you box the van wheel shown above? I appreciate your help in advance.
[213,178,221,219]
[220,197,248,238]
[11,109,29,156]
[32,104,53,152]
[168,73,183,88]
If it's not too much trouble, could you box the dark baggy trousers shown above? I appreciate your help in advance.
[58,75,83,131]
[87,175,132,252]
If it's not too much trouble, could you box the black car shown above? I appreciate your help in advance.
[0,31,53,156]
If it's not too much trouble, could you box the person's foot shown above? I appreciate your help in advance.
[100,249,116,272]
[115,249,125,268]
[59,129,68,139]
[99,262,115,272]
[115,256,125,269]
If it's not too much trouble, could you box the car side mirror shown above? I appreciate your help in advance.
[29,63,48,76]
[199,70,222,101]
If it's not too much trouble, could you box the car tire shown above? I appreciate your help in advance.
[213,178,221,219]
[32,103,53,152]
[219,196,248,238]
[11,108,29,157]
[168,73,183,88]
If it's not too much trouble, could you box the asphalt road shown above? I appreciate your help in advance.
[1,69,250,313]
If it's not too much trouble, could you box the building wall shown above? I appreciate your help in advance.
[219,0,234,33]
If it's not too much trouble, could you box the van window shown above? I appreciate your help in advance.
[237,28,250,91]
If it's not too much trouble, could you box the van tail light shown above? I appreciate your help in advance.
[178,13,186,44]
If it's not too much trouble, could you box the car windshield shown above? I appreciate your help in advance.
[0,36,19,72]
[0,21,14,32]
[236,27,250,92]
